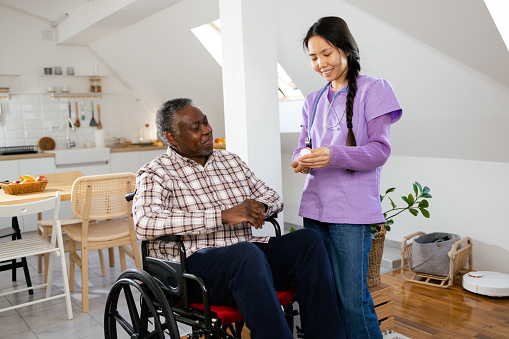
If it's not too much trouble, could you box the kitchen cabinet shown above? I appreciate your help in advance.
[110,149,165,174]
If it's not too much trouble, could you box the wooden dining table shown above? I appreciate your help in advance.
[0,171,84,279]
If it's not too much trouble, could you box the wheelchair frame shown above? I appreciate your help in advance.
[103,191,300,339]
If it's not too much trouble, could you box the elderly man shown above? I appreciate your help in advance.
[133,98,345,339]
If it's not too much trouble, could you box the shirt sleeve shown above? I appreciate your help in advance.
[327,113,393,171]
[236,155,284,217]
[133,167,223,240]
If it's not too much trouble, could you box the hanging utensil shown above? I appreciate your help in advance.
[97,104,102,129]
[90,100,97,127]
[68,102,72,127]
[75,101,80,128]
[81,103,85,121]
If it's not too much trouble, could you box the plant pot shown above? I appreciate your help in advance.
[367,226,387,288]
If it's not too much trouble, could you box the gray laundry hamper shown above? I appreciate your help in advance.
[401,231,473,288]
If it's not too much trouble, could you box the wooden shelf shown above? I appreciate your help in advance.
[50,93,102,99]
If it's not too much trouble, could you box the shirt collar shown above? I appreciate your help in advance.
[166,146,216,167]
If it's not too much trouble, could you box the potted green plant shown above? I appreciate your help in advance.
[372,181,432,238]
[368,181,432,287]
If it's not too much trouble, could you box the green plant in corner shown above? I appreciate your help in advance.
[371,181,432,239]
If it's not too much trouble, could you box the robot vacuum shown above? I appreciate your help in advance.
[462,271,509,297]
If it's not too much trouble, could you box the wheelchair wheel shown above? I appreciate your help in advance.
[104,268,180,339]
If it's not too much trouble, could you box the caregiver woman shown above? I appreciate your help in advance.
[291,16,402,338]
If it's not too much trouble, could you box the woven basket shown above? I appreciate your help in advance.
[0,181,48,195]
[367,225,387,288]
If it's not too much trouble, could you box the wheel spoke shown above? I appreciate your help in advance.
[123,284,142,333]
[114,310,135,335]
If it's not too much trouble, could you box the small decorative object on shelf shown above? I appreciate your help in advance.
[90,78,102,92]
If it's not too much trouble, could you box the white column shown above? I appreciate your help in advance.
[219,0,284,235]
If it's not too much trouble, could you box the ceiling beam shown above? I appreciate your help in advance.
[56,0,182,45]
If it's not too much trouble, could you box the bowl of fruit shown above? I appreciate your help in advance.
[0,175,48,195]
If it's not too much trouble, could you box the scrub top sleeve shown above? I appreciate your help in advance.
[364,78,402,123]
[327,114,393,171]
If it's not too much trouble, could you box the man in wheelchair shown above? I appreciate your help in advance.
[132,98,346,338]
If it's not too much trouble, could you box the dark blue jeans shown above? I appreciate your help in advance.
[304,219,383,339]
[186,228,346,339]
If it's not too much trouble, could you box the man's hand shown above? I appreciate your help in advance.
[221,199,266,229]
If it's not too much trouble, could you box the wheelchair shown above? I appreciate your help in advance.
[103,191,301,339]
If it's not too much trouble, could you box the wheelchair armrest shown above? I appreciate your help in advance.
[265,214,281,237]
[125,189,137,202]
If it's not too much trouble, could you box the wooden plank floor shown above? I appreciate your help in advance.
[382,270,509,338]
[183,270,509,338]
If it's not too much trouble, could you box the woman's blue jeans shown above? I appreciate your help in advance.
[185,228,346,339]
[304,218,383,339]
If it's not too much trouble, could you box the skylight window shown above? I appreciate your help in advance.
[191,20,304,101]
[484,0,509,52]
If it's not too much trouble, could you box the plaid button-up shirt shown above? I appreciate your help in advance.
[133,147,284,262]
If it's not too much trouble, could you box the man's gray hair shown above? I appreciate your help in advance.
[155,98,193,147]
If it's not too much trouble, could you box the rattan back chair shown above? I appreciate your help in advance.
[37,171,114,282]
[65,172,142,312]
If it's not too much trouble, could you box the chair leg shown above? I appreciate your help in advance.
[119,247,127,271]
[81,248,89,313]
[43,230,50,283]
[108,247,115,267]
[69,240,76,292]
[98,249,107,276]
[20,257,34,295]
[59,245,74,320]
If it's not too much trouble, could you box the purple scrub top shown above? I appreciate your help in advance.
[293,75,402,224]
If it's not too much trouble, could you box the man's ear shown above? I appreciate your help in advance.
[165,131,178,148]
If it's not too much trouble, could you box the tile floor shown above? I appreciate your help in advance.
[0,234,191,339]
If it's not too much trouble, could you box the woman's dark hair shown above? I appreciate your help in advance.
[155,98,192,147]
[303,16,361,147]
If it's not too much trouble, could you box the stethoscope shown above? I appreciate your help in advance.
[305,82,348,148]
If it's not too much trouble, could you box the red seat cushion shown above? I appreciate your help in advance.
[189,287,295,325]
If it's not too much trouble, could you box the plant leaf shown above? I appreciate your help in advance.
[388,196,396,209]
[386,219,394,225]
[409,208,419,216]
[385,225,391,232]
[423,186,430,194]
[386,187,396,194]
[418,200,429,208]
[422,193,432,199]
[420,208,430,218]
[289,227,296,233]
[413,183,418,196]
[407,194,415,205]
[401,195,409,204]
[415,182,423,192]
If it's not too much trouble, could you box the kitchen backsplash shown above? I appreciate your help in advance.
[0,93,156,149]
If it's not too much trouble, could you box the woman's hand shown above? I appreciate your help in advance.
[296,146,331,169]
[291,159,312,174]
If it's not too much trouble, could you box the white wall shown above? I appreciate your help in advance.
[89,0,226,139]
[0,6,154,149]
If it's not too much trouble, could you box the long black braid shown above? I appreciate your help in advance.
[345,55,360,147]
